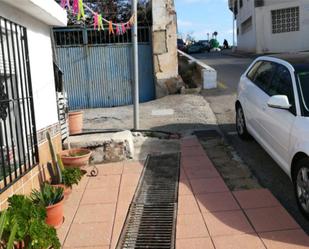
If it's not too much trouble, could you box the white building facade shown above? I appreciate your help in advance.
[229,0,309,53]
[0,0,67,205]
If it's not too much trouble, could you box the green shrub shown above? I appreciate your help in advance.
[62,168,84,188]
[4,195,61,249]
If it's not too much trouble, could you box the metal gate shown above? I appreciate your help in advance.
[53,27,155,110]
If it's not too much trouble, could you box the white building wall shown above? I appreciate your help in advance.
[0,2,59,131]
[236,0,256,52]
[256,0,309,53]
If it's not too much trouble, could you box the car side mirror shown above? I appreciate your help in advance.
[267,95,291,110]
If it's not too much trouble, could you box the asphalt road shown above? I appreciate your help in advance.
[194,51,309,233]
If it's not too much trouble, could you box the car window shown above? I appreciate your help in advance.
[253,61,276,93]
[269,64,296,115]
[247,61,262,81]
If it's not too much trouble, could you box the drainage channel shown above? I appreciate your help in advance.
[116,153,181,249]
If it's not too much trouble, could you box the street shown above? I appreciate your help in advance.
[194,51,309,233]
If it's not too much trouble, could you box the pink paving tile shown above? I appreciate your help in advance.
[178,178,193,196]
[111,219,126,249]
[81,187,119,205]
[181,146,206,157]
[202,210,254,237]
[181,138,200,147]
[176,213,210,239]
[178,195,201,214]
[233,189,280,209]
[123,161,144,174]
[245,206,300,232]
[182,155,213,168]
[185,167,220,179]
[114,201,130,224]
[74,203,116,224]
[190,177,229,194]
[176,238,214,249]
[118,185,137,203]
[97,162,123,175]
[259,229,309,249]
[212,233,266,249]
[121,173,141,187]
[87,175,121,189]
[64,222,113,247]
[196,192,240,213]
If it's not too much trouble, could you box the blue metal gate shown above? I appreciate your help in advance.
[53,27,155,110]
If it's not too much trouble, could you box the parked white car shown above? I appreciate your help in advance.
[236,55,309,218]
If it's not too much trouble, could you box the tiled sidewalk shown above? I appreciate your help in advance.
[179,137,309,249]
[57,137,309,249]
[57,161,143,249]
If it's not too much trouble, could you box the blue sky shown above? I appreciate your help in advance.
[175,0,233,44]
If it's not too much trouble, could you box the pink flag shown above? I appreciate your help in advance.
[60,0,66,8]
[121,23,126,33]
[94,14,98,30]
[73,0,79,14]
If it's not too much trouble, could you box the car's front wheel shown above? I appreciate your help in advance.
[294,159,309,219]
[236,104,250,140]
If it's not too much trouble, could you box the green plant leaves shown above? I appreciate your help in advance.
[5,194,61,248]
[62,168,83,188]
[31,184,64,207]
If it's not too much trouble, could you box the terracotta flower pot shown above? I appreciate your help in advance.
[46,198,64,228]
[60,148,92,168]
[68,111,83,135]
[52,184,72,201]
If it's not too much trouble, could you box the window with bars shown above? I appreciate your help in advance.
[0,16,38,192]
[271,7,300,34]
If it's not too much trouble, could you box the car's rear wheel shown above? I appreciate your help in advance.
[236,104,250,140]
[294,159,309,219]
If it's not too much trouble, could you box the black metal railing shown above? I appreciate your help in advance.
[0,16,38,192]
[53,26,151,47]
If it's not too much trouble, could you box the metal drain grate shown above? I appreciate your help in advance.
[116,153,180,249]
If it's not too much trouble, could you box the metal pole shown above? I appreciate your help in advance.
[132,0,139,130]
[232,11,235,48]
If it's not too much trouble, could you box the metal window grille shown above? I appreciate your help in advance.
[53,26,151,47]
[272,7,300,34]
[0,16,38,192]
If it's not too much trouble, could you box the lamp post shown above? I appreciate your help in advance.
[132,0,139,130]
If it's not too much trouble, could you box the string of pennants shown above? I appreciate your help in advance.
[60,0,135,35]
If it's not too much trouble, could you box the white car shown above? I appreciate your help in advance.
[236,55,309,218]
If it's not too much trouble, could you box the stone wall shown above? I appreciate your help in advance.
[152,0,180,98]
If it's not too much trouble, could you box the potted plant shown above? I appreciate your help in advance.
[3,195,61,249]
[60,148,92,168]
[31,184,64,228]
[62,167,84,188]
[68,111,83,134]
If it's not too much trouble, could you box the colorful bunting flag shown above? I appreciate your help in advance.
[72,0,79,14]
[77,0,85,20]
[60,1,134,35]
[109,21,114,35]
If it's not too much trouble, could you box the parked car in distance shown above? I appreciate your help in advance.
[197,40,211,52]
[187,42,204,54]
[177,39,186,52]
[235,54,309,218]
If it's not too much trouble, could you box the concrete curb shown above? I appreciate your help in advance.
[178,50,217,89]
